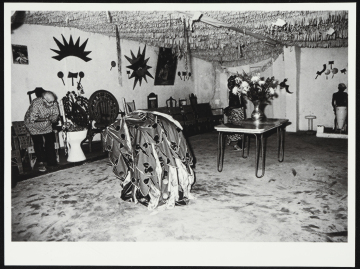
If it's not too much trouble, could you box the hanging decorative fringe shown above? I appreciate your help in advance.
[215,43,283,68]
[115,25,122,86]
[107,11,112,23]
[223,56,276,77]
[23,10,348,64]
[248,58,274,76]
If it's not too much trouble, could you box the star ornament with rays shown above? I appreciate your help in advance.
[51,34,92,62]
[125,45,154,89]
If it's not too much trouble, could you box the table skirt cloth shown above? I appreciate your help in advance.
[102,110,195,210]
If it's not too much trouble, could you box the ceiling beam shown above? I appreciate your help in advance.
[177,11,284,46]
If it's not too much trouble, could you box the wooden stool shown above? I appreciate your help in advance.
[305,115,316,134]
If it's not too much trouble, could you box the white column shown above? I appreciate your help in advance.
[284,46,300,132]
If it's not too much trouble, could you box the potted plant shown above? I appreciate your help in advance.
[60,91,90,162]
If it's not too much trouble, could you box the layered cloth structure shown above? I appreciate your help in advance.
[103,111,195,210]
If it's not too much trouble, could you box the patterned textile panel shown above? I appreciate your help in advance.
[227,107,245,144]
[103,111,195,210]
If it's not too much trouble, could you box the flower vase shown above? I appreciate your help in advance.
[251,100,266,122]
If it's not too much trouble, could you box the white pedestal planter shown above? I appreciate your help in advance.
[66,129,87,162]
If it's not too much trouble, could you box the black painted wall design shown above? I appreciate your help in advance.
[51,34,92,62]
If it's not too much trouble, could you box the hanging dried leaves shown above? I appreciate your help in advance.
[22,10,348,66]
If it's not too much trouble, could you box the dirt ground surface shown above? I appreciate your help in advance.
[11,131,348,242]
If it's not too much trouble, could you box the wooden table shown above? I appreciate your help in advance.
[215,118,289,178]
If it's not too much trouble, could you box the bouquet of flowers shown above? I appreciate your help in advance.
[61,91,89,132]
[228,71,279,104]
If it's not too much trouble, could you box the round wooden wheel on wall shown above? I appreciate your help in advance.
[88,90,120,126]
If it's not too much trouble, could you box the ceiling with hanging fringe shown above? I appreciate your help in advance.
[13,10,348,67]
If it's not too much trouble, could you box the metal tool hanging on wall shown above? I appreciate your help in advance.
[57,71,65,85]
[315,64,326,79]
[78,71,84,84]
[332,68,338,78]
[68,71,78,86]
[328,60,338,79]
[110,61,116,70]
[324,69,331,79]
[77,71,85,94]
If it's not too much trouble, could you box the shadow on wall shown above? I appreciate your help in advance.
[11,11,26,33]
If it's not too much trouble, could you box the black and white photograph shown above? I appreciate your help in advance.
[154,47,178,85]
[12,44,29,64]
[5,2,355,267]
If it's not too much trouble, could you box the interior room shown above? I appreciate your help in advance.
[5,3,355,267]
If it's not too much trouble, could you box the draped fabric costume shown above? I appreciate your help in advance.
[226,107,245,144]
[225,91,246,145]
[103,111,195,210]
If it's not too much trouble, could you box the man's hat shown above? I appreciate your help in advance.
[34,87,46,97]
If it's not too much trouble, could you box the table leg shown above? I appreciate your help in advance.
[54,130,60,163]
[217,132,225,172]
[241,134,249,159]
[277,126,285,162]
[254,133,266,178]
[247,134,250,156]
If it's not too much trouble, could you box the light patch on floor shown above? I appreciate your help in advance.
[11,132,348,242]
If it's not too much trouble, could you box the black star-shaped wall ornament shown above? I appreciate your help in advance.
[125,45,154,89]
[51,35,92,62]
